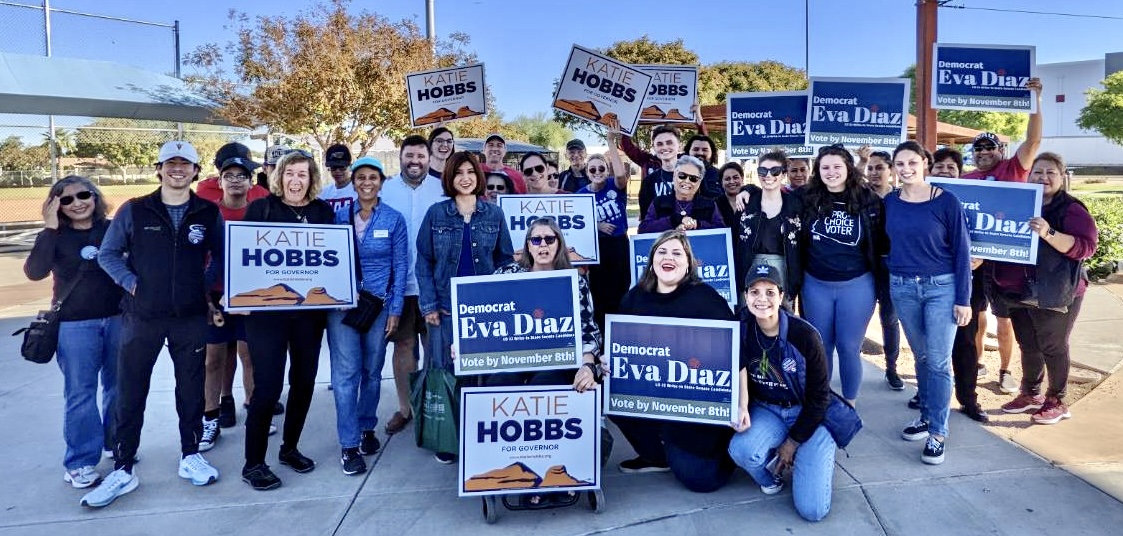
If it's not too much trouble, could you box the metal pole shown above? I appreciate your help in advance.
[804,0,809,75]
[425,0,435,55]
[174,20,183,140]
[45,0,59,180]
[916,0,939,152]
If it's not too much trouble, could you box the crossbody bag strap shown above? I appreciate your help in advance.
[54,222,105,311]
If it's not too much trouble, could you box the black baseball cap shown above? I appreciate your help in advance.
[213,142,258,170]
[972,132,1001,148]
[566,139,585,151]
[325,144,353,168]
[484,133,506,145]
[219,157,255,174]
[745,264,783,292]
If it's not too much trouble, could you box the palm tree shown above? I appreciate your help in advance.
[40,128,76,157]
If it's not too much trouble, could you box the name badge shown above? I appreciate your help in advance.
[371,230,389,238]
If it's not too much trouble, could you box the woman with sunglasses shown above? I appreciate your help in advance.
[638,155,724,233]
[733,152,804,309]
[578,126,631,329]
[25,176,122,490]
[240,150,338,490]
[521,152,566,195]
[483,171,515,204]
[417,151,515,463]
[799,144,888,405]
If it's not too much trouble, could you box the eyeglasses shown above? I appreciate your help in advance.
[221,173,251,182]
[676,172,700,183]
[523,164,546,175]
[588,166,607,174]
[486,184,506,191]
[529,235,558,246]
[757,166,785,177]
[432,138,455,146]
[59,191,93,206]
[972,144,998,152]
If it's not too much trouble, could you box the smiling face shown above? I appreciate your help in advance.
[866,156,894,191]
[673,162,702,199]
[931,157,960,178]
[282,161,312,204]
[586,156,609,185]
[757,159,785,192]
[972,141,1003,172]
[818,155,848,192]
[352,166,384,202]
[688,140,713,164]
[400,143,430,183]
[329,166,349,186]
[745,280,782,321]
[722,167,744,195]
[59,182,95,224]
[788,159,810,188]
[522,155,550,193]
[157,157,197,191]
[431,133,455,161]
[547,164,559,190]
[453,161,478,197]
[484,139,506,166]
[893,150,927,186]
[1030,159,1064,200]
[567,147,586,170]
[652,238,690,290]
[652,132,680,164]
[526,223,560,270]
[484,176,507,202]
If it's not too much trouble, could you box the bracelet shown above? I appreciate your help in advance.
[583,362,604,383]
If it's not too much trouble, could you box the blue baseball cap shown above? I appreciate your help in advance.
[350,156,384,173]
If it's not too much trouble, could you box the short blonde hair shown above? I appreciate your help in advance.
[269,151,322,202]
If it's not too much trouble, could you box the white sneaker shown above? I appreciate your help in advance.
[999,371,1019,394]
[760,480,784,495]
[269,421,278,436]
[199,418,220,452]
[178,453,219,486]
[64,465,101,489]
[80,468,138,508]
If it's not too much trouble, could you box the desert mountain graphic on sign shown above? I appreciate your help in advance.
[554,99,601,120]
[464,462,590,492]
[416,108,458,125]
[597,112,619,128]
[455,105,482,118]
[513,247,593,264]
[663,108,689,121]
[230,284,346,307]
[641,105,665,119]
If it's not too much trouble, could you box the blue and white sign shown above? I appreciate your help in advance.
[452,269,582,375]
[726,91,813,159]
[933,44,1036,114]
[629,228,736,309]
[805,77,909,150]
[604,315,740,426]
[928,177,1044,265]
[498,194,599,265]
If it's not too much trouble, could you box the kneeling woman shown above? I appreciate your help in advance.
[613,230,736,492]
[728,265,836,522]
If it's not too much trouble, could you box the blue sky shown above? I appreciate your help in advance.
[4,0,1123,129]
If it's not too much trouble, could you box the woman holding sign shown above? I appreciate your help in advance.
[638,155,724,233]
[884,141,972,465]
[728,264,837,522]
[416,151,515,463]
[613,230,737,492]
[578,126,631,329]
[995,153,1097,425]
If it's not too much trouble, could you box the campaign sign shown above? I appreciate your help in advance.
[635,64,699,124]
[224,221,357,312]
[459,386,601,497]
[604,315,740,426]
[727,91,813,158]
[406,63,487,127]
[928,177,1043,264]
[452,269,582,375]
[805,77,909,150]
[498,193,599,265]
[933,44,1036,114]
[629,228,736,309]
[552,45,653,136]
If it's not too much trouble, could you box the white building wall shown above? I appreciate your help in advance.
[1034,56,1123,167]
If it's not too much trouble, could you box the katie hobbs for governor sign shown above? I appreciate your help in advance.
[932,44,1036,114]
[928,177,1043,265]
[406,63,487,127]
[805,77,909,150]
[452,269,583,375]
[726,91,812,159]
[604,315,740,426]
[552,45,653,136]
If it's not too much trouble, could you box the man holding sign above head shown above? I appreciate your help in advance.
[962,78,1043,183]
[481,133,527,194]
[622,125,682,219]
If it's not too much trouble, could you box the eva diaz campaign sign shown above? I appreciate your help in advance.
[552,45,653,136]
[927,177,1043,265]
[498,193,599,265]
[630,229,736,310]
[223,221,357,312]
[726,91,813,159]
[406,63,487,127]
[933,44,1036,114]
[452,269,582,375]
[604,315,740,426]
[805,77,909,150]
[459,386,601,497]
[635,64,698,124]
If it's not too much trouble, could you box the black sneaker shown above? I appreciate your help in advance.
[922,436,945,465]
[359,431,381,456]
[341,448,367,475]
[273,402,285,416]
[434,452,457,464]
[618,456,670,474]
[218,396,236,428]
[961,403,990,423]
[885,369,905,391]
[907,395,920,410]
[279,448,316,473]
[902,419,930,441]
[242,464,282,491]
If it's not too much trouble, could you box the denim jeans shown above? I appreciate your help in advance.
[56,315,121,470]
[801,273,876,400]
[728,402,836,522]
[327,310,390,449]
[875,260,901,370]
[890,273,957,437]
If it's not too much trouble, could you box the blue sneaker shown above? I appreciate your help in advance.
[80,468,138,508]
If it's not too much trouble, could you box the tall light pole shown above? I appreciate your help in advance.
[425,0,435,55]
[804,0,810,75]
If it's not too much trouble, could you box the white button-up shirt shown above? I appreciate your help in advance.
[379,174,447,296]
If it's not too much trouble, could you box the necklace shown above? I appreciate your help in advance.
[675,199,691,217]
[753,323,780,377]
[286,203,307,223]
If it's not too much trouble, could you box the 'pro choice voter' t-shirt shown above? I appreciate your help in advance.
[806,195,868,281]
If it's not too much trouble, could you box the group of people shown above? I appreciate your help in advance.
[29,76,1100,521]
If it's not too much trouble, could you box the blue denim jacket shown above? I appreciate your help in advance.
[416,198,514,314]
[336,202,409,316]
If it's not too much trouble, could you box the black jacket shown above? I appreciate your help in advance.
[24,220,122,321]
[736,185,805,297]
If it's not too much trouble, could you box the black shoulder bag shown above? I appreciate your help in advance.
[12,269,85,364]
[341,206,385,333]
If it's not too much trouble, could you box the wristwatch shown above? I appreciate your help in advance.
[583,362,604,384]
[1047,228,1056,237]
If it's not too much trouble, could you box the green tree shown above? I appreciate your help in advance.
[185,0,477,153]
[40,128,76,157]
[508,113,576,150]
[73,118,166,181]
[0,136,50,186]
[902,65,1028,141]
[1077,71,1123,145]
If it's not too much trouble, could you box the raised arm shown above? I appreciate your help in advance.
[1015,77,1044,170]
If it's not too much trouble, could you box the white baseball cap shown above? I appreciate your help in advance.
[157,140,200,165]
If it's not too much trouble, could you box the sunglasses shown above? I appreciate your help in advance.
[548,173,559,180]
[588,166,607,174]
[59,191,93,206]
[817,143,847,155]
[523,164,546,176]
[676,172,700,183]
[757,166,785,177]
[972,144,998,152]
[486,184,506,191]
[529,235,558,246]
[221,173,251,182]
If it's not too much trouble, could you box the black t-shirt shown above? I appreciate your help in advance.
[244,195,336,225]
[740,325,798,406]
[24,221,123,321]
[756,214,784,255]
[806,192,869,281]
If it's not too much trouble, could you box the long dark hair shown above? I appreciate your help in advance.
[638,230,702,292]
[441,151,485,197]
[517,219,573,271]
[804,144,867,216]
[49,175,110,226]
